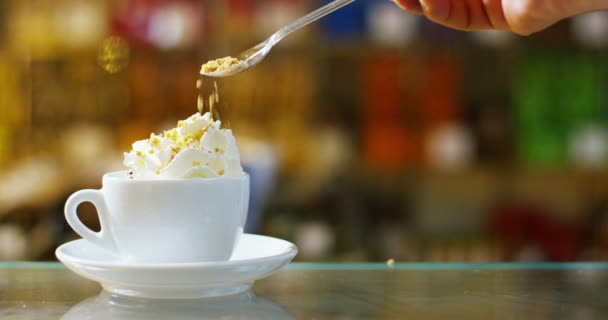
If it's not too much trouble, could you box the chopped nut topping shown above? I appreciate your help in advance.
[200,56,241,74]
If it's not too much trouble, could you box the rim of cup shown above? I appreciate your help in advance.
[104,171,249,183]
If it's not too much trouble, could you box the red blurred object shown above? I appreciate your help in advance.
[419,54,462,127]
[361,54,421,170]
[362,54,403,118]
[489,204,581,262]
[228,0,256,27]
[111,0,207,48]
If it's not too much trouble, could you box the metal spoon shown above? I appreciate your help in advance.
[200,0,356,78]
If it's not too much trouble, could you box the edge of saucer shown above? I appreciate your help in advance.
[56,234,298,270]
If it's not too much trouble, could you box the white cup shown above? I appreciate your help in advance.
[65,171,249,264]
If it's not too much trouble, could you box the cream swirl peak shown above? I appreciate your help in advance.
[124,112,243,179]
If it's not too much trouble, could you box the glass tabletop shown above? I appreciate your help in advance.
[1,262,608,319]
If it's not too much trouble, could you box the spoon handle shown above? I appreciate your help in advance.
[270,0,356,45]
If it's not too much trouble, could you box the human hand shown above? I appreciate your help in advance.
[393,0,608,35]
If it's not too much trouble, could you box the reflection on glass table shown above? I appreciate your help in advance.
[61,290,292,320]
[1,263,608,319]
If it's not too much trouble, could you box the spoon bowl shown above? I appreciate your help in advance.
[200,0,356,78]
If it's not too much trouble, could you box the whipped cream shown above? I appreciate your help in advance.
[124,112,243,179]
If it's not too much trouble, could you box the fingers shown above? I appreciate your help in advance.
[464,0,494,29]
[393,0,423,15]
[395,0,509,31]
[419,0,451,21]
[480,0,509,29]
[420,0,481,30]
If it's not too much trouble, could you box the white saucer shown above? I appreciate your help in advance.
[56,234,298,299]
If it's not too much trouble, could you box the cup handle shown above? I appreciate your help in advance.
[65,190,117,252]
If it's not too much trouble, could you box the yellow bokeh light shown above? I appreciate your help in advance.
[97,36,129,74]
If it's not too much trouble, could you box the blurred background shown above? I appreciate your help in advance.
[1,0,608,263]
